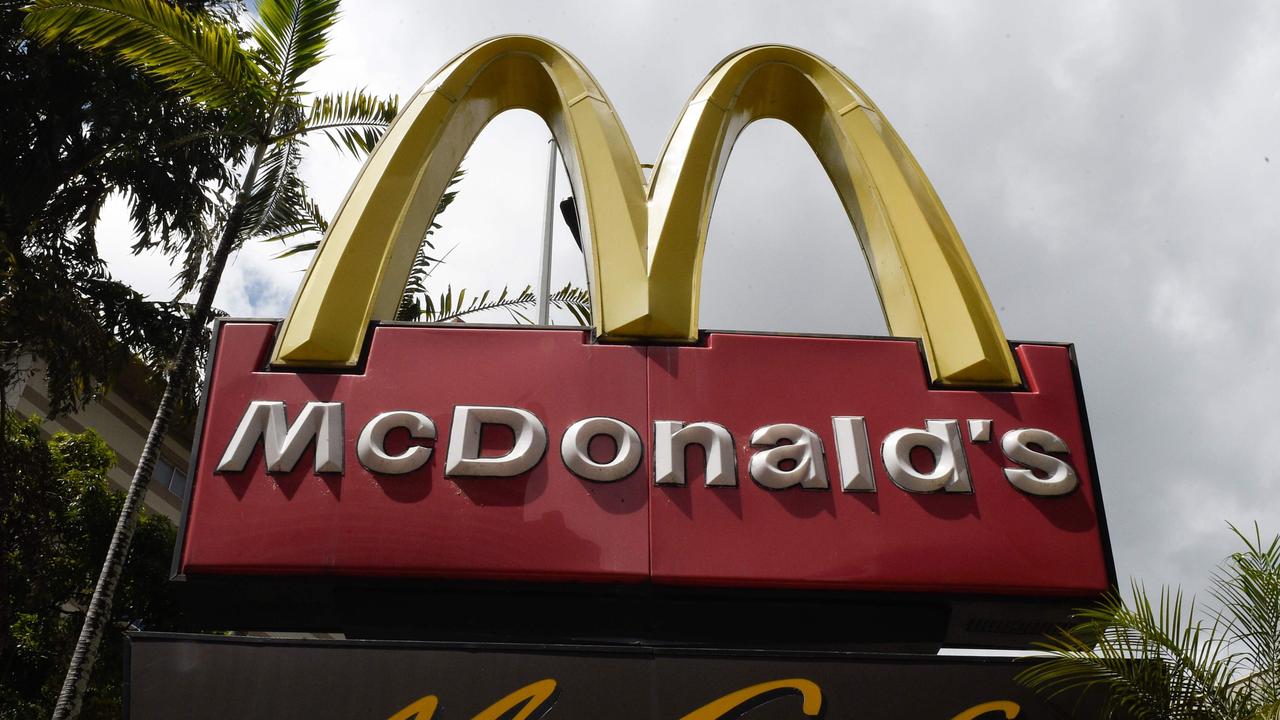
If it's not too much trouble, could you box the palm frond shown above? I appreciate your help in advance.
[391,167,464,308]
[252,0,341,103]
[394,243,450,321]
[242,139,301,238]
[240,140,327,245]
[24,0,261,109]
[403,283,592,325]
[172,215,217,297]
[271,238,319,259]
[432,168,464,225]
[285,88,400,156]
[1019,582,1249,719]
[1211,523,1280,710]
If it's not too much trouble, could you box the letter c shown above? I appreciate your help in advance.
[357,411,435,475]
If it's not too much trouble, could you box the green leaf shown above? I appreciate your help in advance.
[23,0,263,109]
[240,140,328,245]
[291,88,400,157]
[252,0,342,103]
[1,412,190,715]
[1019,579,1257,719]
[271,239,320,259]
[408,282,592,325]
[272,168,465,319]
[1211,523,1280,711]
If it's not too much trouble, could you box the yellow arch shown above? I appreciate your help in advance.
[272,35,651,367]
[272,35,1020,387]
[642,45,1019,385]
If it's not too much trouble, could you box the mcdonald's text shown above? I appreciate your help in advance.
[215,401,1080,498]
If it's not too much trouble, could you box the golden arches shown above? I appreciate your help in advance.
[272,35,1021,387]
[272,36,649,367]
[643,45,1019,385]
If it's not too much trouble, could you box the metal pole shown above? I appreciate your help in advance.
[536,138,557,325]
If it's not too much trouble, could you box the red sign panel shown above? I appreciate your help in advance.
[648,335,1106,595]
[178,322,1111,598]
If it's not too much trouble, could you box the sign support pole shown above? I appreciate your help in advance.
[537,138,558,325]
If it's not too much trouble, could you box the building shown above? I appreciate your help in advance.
[5,355,191,525]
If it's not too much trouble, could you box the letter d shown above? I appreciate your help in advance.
[444,406,547,477]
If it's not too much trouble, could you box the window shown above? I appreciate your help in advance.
[153,457,189,498]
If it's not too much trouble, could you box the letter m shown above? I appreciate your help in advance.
[216,401,344,473]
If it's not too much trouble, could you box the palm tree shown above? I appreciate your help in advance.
[0,0,246,420]
[1019,525,1280,719]
[23,1,399,716]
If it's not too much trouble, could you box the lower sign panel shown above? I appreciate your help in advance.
[127,633,1119,719]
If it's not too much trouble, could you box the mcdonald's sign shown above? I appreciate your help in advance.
[174,37,1114,646]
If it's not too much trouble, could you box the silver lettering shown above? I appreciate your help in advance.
[653,421,736,487]
[357,411,435,475]
[749,423,828,490]
[1001,428,1078,496]
[216,401,344,474]
[444,406,547,477]
[881,420,971,493]
[832,416,875,492]
[561,417,642,482]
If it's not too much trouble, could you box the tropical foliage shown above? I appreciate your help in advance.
[0,0,242,416]
[24,0,400,295]
[383,169,591,325]
[1019,525,1280,719]
[399,282,593,326]
[280,167,593,326]
[0,413,181,719]
[22,1,400,716]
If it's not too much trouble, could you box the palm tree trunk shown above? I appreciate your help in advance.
[51,142,267,720]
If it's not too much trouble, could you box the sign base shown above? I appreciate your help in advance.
[172,575,1091,652]
[126,632,1118,719]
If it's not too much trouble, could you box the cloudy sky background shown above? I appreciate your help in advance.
[98,0,1280,601]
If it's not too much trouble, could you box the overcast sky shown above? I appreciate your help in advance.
[99,0,1280,601]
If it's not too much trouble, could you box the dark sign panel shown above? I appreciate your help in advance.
[128,633,1114,719]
